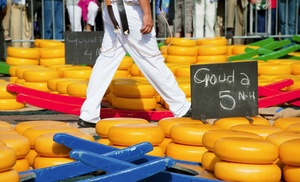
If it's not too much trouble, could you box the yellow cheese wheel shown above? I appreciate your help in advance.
[9,66,18,77]
[165,142,207,163]
[196,37,227,46]
[258,64,292,75]
[175,66,190,77]
[66,81,88,97]
[0,146,17,172]
[202,129,263,151]
[6,56,39,66]
[0,134,30,159]
[177,81,191,97]
[110,144,165,157]
[40,57,65,67]
[286,123,300,132]
[0,169,20,182]
[56,79,85,94]
[111,96,157,110]
[165,55,197,64]
[213,116,270,129]
[279,138,300,166]
[158,137,172,153]
[55,65,88,77]
[38,40,64,48]
[214,137,278,164]
[39,47,64,59]
[7,47,40,59]
[291,62,300,75]
[266,131,300,147]
[198,45,228,56]
[0,82,16,99]
[232,45,258,55]
[95,117,149,137]
[113,69,131,79]
[33,155,75,169]
[22,82,49,92]
[108,123,165,146]
[214,161,281,181]
[14,120,70,135]
[158,117,199,137]
[230,124,282,139]
[0,128,18,135]
[118,56,133,70]
[196,55,228,63]
[22,125,79,148]
[167,46,198,56]
[62,69,92,80]
[0,99,25,110]
[129,63,143,76]
[169,38,197,47]
[287,79,300,91]
[47,78,86,92]
[25,149,38,167]
[201,151,220,171]
[273,117,300,130]
[111,79,156,98]
[97,138,110,145]
[15,66,47,79]
[283,165,300,182]
[0,121,13,129]
[12,158,30,172]
[34,131,94,157]
[23,69,60,82]
[170,123,222,146]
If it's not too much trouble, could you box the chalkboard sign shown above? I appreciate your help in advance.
[65,31,104,65]
[190,61,258,120]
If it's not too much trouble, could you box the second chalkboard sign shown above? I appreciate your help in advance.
[190,61,258,120]
[65,31,104,65]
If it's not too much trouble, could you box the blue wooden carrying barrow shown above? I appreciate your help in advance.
[19,133,220,182]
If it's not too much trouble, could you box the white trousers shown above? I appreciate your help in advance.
[67,1,99,31]
[194,0,217,38]
[80,2,191,123]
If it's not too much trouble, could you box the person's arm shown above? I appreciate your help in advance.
[139,0,153,34]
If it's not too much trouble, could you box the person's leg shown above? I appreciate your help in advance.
[21,7,32,48]
[257,10,266,33]
[79,3,126,123]
[11,4,22,47]
[86,1,99,30]
[42,1,54,39]
[194,0,204,38]
[287,0,297,35]
[184,1,194,37]
[233,0,246,44]
[67,5,82,31]
[174,0,182,37]
[3,0,11,39]
[0,15,5,61]
[123,4,191,117]
[278,0,287,35]
[54,1,63,39]
[204,0,217,37]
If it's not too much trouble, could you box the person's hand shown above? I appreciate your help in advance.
[271,108,300,120]
[140,14,153,34]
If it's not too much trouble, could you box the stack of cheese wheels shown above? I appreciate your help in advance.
[196,37,228,64]
[95,117,149,146]
[66,81,89,98]
[0,143,19,182]
[107,123,165,157]
[273,117,300,131]
[279,138,300,181]
[0,82,25,110]
[61,66,92,80]
[47,78,86,94]
[12,65,46,84]
[110,78,157,110]
[230,124,282,139]
[115,56,133,78]
[213,137,281,181]
[55,78,88,96]
[14,120,72,167]
[33,131,94,169]
[0,134,30,172]
[166,123,223,163]
[157,117,199,152]
[38,40,65,67]
[201,129,263,173]
[130,63,144,77]
[213,116,270,129]
[230,45,259,55]
[165,38,197,65]
[6,47,40,66]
